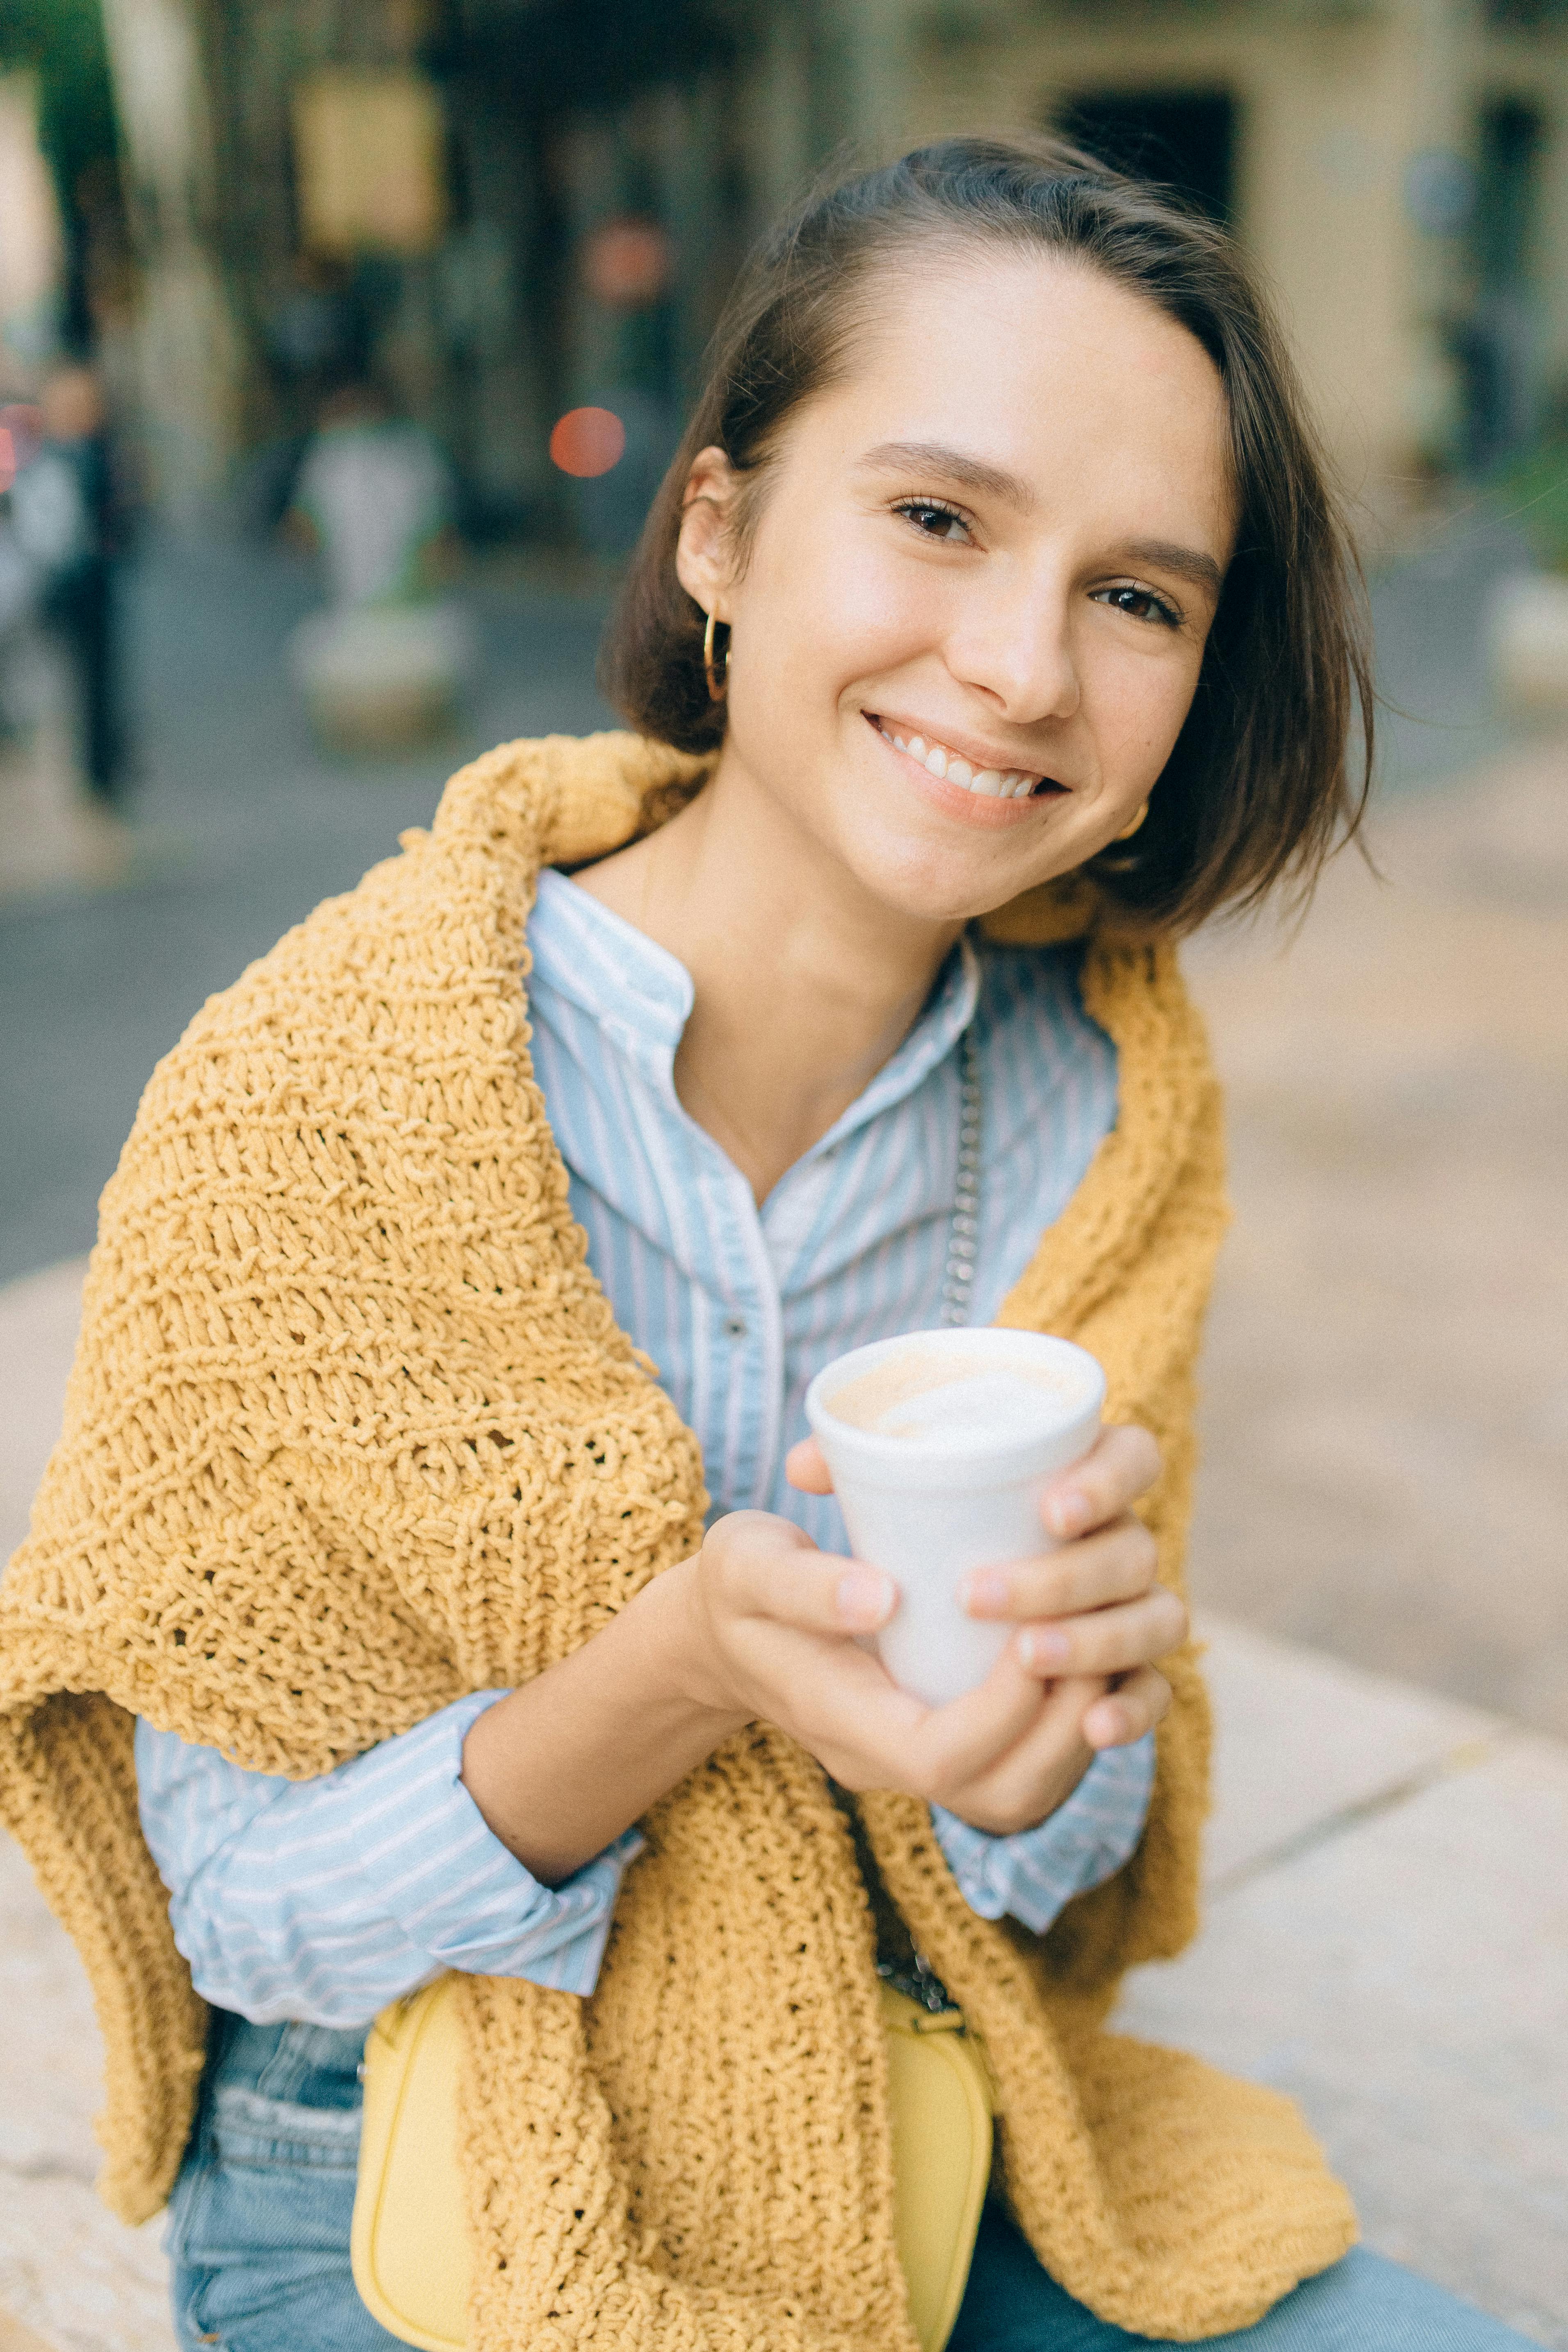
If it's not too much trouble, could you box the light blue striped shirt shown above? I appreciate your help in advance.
[137,867,1153,2029]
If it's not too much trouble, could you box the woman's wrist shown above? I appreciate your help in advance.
[458,1552,747,1884]
[646,1549,747,1727]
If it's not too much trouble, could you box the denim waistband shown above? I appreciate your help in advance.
[186,2010,370,2174]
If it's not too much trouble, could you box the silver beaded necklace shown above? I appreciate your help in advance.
[938,1026,982,1327]
[858,1019,981,2012]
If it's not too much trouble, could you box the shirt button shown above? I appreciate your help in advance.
[723,1313,748,1339]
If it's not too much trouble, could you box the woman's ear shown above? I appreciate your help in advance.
[675,445,740,620]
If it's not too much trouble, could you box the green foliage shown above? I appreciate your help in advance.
[0,0,120,213]
[1486,438,1568,574]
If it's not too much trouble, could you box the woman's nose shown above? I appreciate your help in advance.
[945,583,1082,723]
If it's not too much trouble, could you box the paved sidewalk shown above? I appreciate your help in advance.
[1186,736,1568,1738]
[2,1268,1566,2349]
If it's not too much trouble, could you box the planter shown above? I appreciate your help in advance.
[1486,572,1568,716]
[289,602,476,752]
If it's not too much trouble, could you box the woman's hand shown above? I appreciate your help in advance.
[707,1419,1183,1836]
[462,1422,1182,1880]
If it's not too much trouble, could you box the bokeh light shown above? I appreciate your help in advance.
[581,217,674,308]
[0,404,42,472]
[549,406,627,479]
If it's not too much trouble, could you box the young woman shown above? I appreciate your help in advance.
[2,138,1536,2352]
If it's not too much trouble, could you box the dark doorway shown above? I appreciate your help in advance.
[1455,96,1547,468]
[1055,89,1238,226]
[1474,96,1545,289]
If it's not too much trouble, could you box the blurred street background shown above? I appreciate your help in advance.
[2,0,1564,1730]
[0,7,1566,2346]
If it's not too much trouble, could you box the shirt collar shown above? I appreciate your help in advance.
[528,864,980,1137]
[530,867,693,1076]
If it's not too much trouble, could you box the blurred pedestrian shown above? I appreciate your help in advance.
[287,371,456,609]
[237,256,374,535]
[285,371,474,748]
[0,412,39,751]
[9,360,134,805]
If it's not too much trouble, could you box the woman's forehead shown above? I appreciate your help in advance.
[798,250,1235,541]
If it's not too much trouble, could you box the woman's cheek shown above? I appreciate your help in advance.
[753,522,950,698]
[1087,641,1205,792]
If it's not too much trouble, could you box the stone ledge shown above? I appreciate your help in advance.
[1119,1618,1568,2350]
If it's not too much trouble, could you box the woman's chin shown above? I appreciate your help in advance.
[836,828,1055,930]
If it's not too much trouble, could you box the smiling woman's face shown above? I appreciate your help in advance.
[676,245,1238,925]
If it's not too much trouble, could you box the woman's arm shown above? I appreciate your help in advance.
[458,1567,747,1883]
[135,1695,643,2028]
[460,1424,1183,1885]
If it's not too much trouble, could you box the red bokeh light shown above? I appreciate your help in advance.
[581,218,674,308]
[549,406,627,479]
[0,404,42,479]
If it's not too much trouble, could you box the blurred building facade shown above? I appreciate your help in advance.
[91,0,1568,531]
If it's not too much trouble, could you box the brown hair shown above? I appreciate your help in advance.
[600,134,1373,932]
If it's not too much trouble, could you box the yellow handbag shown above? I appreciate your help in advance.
[351,1972,995,2352]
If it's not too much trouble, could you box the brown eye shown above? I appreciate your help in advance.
[896,500,971,543]
[1096,584,1181,629]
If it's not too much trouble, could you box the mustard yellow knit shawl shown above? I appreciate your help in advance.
[0,733,1353,2347]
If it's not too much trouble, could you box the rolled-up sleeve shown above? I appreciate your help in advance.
[930,1733,1156,1934]
[135,1693,641,2029]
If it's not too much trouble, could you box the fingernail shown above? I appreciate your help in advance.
[1047,1486,1091,1540]
[837,1569,894,1629]
[963,1568,1010,1615]
[1019,1626,1071,1670]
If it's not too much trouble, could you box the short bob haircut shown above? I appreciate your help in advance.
[602,134,1373,934]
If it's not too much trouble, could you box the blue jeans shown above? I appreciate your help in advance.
[167,2011,1542,2351]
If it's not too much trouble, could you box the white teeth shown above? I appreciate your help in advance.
[878,721,1044,799]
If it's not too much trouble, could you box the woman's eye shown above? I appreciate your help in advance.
[895,500,972,544]
[1094,584,1182,629]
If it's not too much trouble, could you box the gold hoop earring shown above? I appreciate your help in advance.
[1115,800,1150,841]
[702,610,729,703]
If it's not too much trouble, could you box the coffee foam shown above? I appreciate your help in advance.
[824,1346,1078,1444]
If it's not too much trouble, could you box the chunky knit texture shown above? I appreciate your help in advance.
[0,732,1355,2345]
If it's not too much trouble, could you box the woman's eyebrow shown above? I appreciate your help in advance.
[1111,539,1225,596]
[858,447,1227,595]
[857,439,1036,510]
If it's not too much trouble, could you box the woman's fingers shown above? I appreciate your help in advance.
[789,1425,1157,1522]
[961,1514,1160,1622]
[1081,1666,1171,1749]
[1012,1584,1188,1678]
[930,1675,1104,1836]
[809,1640,1071,1803]
[1037,1422,1161,1540]
[784,1436,834,1494]
[708,1511,896,1635]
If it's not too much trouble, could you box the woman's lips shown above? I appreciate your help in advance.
[865,711,1069,819]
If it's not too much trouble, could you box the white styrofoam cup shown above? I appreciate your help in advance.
[804,1327,1106,1708]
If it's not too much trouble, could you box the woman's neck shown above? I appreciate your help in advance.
[575,758,962,1203]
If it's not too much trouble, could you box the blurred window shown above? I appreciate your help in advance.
[292,69,448,258]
